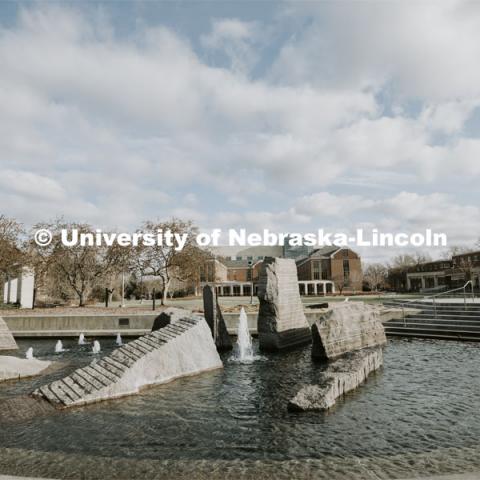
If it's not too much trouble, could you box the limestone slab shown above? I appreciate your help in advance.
[288,347,383,411]
[0,356,51,382]
[0,316,17,351]
[311,302,387,360]
[257,257,311,351]
[33,314,223,408]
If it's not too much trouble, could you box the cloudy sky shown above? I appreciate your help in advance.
[1,0,480,262]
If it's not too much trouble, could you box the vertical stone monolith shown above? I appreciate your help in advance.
[257,257,311,351]
[203,285,232,351]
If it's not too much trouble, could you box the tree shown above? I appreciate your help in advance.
[133,218,207,305]
[364,263,388,292]
[441,245,473,259]
[390,252,431,269]
[30,219,133,307]
[0,214,25,278]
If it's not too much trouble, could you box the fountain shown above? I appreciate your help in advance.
[115,333,123,346]
[233,308,255,362]
[92,340,101,354]
[55,340,65,353]
[25,347,34,360]
[78,333,87,345]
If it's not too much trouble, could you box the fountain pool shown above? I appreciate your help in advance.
[1,337,480,479]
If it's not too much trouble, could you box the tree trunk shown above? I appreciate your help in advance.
[79,291,85,307]
[162,279,170,305]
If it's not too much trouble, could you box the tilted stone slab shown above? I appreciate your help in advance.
[0,316,17,351]
[33,314,223,408]
[0,356,51,383]
[151,307,190,331]
[257,257,311,351]
[288,347,383,411]
[311,302,387,360]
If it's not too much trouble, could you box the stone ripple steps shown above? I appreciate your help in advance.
[32,315,209,408]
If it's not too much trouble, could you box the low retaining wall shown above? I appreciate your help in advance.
[4,313,159,337]
[3,306,402,338]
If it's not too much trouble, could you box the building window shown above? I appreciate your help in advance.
[321,260,329,280]
[343,259,350,280]
[313,261,320,280]
[246,269,252,281]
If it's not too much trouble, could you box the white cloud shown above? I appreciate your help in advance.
[0,3,479,262]
[201,18,262,75]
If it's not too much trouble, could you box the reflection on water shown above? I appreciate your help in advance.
[1,337,480,479]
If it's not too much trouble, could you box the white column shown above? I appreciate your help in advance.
[314,283,318,295]
[3,279,10,304]
[406,276,411,290]
[421,277,426,289]
[323,282,326,295]
[9,278,18,303]
[240,284,244,296]
[19,267,35,308]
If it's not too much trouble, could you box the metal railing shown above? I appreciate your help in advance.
[392,281,476,326]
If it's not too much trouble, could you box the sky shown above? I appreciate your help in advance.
[1,0,480,263]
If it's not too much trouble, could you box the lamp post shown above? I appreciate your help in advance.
[120,271,125,308]
[248,260,254,304]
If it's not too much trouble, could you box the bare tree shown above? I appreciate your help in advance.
[364,263,388,292]
[441,245,473,259]
[134,218,207,305]
[30,219,133,307]
[0,214,25,278]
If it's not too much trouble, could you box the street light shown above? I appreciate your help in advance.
[120,271,125,308]
[248,260,253,304]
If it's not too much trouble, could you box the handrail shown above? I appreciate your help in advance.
[391,281,475,326]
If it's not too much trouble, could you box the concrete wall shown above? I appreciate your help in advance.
[4,313,160,337]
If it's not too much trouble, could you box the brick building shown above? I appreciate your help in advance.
[296,246,363,294]
[405,251,480,293]
[199,245,363,296]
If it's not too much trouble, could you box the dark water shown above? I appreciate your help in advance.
[0,337,480,479]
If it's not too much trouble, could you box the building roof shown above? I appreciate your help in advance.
[295,246,341,266]
[210,245,283,259]
[219,258,262,269]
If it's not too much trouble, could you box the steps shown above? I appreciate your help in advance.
[383,300,480,341]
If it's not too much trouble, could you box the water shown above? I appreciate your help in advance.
[92,340,101,354]
[78,333,87,345]
[233,307,254,362]
[25,347,33,360]
[1,337,480,479]
[115,333,123,346]
[55,340,65,353]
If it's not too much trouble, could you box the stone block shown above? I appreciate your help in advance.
[34,314,223,408]
[288,347,383,411]
[202,284,232,351]
[151,307,191,331]
[0,316,17,351]
[311,302,386,360]
[257,257,311,351]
